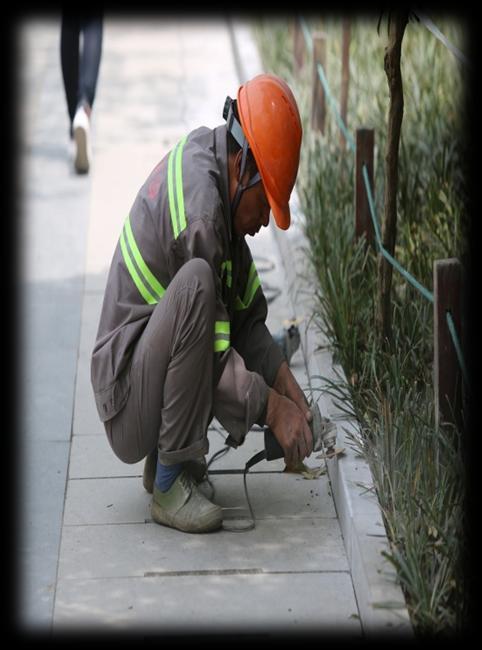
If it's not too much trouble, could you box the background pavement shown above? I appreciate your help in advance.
[18,15,365,636]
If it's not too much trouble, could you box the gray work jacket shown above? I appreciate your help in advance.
[90,124,285,437]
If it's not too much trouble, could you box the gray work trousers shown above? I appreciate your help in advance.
[104,258,267,465]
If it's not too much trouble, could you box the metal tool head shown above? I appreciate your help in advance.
[310,403,337,453]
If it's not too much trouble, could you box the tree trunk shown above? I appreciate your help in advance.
[377,11,408,344]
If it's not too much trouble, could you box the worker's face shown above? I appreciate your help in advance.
[232,153,271,237]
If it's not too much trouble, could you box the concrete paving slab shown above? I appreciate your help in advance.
[68,435,144,480]
[83,145,163,294]
[72,355,105,437]
[19,439,70,627]
[53,572,362,633]
[64,477,151,526]
[201,473,336,520]
[63,471,336,527]
[58,517,348,581]
[94,19,186,147]
[21,337,79,442]
[78,292,104,358]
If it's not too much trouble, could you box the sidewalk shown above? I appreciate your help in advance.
[20,16,388,636]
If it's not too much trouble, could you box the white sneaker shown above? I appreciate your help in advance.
[72,105,91,174]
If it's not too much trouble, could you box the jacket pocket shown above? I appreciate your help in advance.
[94,377,131,422]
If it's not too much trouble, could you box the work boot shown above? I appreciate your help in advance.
[184,457,208,483]
[151,470,222,533]
[143,450,207,494]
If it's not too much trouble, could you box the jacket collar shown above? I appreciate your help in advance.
[213,124,234,244]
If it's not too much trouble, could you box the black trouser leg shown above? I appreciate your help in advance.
[60,14,80,127]
[78,15,103,110]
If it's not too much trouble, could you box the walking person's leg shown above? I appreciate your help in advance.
[78,14,103,114]
[71,14,103,173]
[60,14,80,134]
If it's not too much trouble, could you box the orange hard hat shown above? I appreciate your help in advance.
[237,73,302,230]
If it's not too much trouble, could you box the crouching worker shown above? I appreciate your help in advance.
[90,73,313,533]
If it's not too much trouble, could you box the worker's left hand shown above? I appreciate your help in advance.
[273,361,312,424]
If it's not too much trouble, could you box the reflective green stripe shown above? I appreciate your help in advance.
[215,321,230,335]
[234,295,246,310]
[244,274,261,307]
[175,136,187,233]
[214,338,230,353]
[243,262,259,304]
[120,230,158,305]
[221,260,232,288]
[214,320,230,353]
[124,215,165,300]
[168,136,188,239]
[235,262,260,310]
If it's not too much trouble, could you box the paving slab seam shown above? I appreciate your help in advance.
[228,20,413,637]
[58,569,351,580]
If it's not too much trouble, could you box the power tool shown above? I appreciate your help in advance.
[263,402,337,460]
[208,403,338,532]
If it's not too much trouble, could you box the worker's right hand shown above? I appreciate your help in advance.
[265,388,313,467]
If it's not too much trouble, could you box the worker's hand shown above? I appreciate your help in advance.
[273,361,312,425]
[265,388,313,466]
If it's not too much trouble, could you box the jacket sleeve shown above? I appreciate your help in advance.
[231,241,285,389]
[175,217,269,444]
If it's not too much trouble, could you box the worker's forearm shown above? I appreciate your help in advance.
[273,360,304,400]
[273,361,311,418]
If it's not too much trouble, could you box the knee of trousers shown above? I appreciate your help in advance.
[178,258,216,308]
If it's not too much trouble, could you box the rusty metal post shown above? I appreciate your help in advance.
[434,258,463,430]
[311,31,327,134]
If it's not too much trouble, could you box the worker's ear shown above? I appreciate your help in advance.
[235,149,252,185]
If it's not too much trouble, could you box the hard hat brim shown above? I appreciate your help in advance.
[266,188,290,230]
